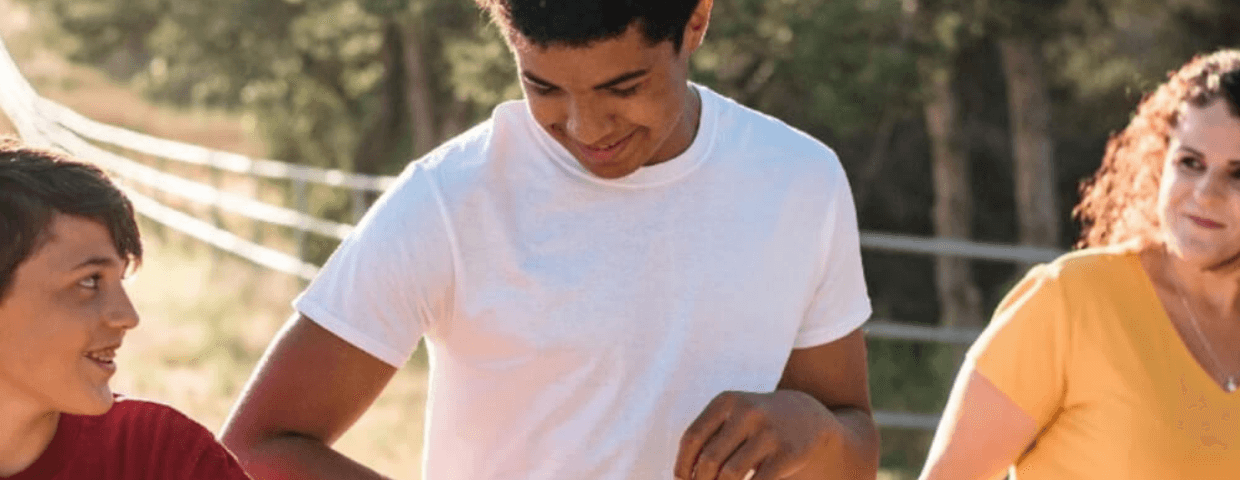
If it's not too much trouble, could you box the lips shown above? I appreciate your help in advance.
[84,345,120,373]
[574,131,635,163]
[582,133,632,152]
[1187,214,1225,229]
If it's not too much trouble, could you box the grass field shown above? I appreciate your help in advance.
[117,231,430,478]
[1,4,917,477]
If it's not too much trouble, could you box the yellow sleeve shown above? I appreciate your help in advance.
[967,264,1072,429]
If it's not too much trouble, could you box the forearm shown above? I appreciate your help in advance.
[226,433,391,480]
[789,406,880,480]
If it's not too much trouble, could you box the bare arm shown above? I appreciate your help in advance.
[675,328,879,480]
[918,368,1038,480]
[777,328,879,480]
[220,315,399,480]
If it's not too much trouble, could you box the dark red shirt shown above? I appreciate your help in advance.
[2,396,251,480]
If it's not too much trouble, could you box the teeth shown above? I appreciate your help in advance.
[85,349,116,363]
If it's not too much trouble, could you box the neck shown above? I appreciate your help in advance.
[1155,245,1240,318]
[646,83,702,167]
[0,395,60,476]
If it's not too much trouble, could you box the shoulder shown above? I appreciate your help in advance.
[380,99,533,204]
[99,396,224,453]
[103,395,213,435]
[704,86,844,177]
[411,99,531,178]
[100,396,250,478]
[992,247,1142,327]
[1032,246,1141,292]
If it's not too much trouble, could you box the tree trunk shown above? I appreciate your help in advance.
[351,21,404,177]
[999,37,1060,248]
[438,95,469,144]
[398,20,438,157]
[922,59,984,333]
[905,0,984,336]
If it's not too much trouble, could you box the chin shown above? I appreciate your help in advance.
[1169,242,1240,270]
[64,386,116,416]
[580,161,639,179]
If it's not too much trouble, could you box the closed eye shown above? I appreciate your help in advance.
[524,80,558,96]
[609,83,641,98]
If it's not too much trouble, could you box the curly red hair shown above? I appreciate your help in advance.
[1075,50,1240,248]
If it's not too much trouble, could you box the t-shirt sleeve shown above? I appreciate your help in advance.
[293,163,456,367]
[794,158,872,348]
[967,264,1071,428]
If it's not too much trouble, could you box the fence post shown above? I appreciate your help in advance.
[250,174,265,246]
[293,179,309,263]
[208,153,223,274]
[351,189,366,225]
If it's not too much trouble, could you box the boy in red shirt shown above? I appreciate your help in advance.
[0,137,252,480]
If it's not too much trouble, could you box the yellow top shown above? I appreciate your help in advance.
[968,248,1240,479]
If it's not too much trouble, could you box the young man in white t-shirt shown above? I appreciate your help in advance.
[221,0,879,479]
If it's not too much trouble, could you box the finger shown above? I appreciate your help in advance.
[692,418,754,480]
[676,393,739,479]
[717,434,777,480]
[748,451,789,480]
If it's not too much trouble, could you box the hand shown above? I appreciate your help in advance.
[675,390,835,480]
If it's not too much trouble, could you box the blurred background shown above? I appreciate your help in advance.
[1,0,1238,477]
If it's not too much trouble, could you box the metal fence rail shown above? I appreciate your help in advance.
[0,37,1065,432]
[34,96,396,192]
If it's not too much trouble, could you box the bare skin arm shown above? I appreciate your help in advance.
[675,328,879,480]
[220,315,399,480]
[918,369,1039,480]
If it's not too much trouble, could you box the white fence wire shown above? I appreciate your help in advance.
[0,38,1067,432]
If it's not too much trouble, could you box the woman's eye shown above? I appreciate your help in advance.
[1178,156,1204,171]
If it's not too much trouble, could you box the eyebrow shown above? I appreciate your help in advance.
[1176,145,1206,157]
[1175,145,1240,165]
[522,69,650,91]
[69,256,121,271]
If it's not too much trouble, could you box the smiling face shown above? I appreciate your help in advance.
[510,4,710,179]
[1157,100,1240,269]
[0,214,139,416]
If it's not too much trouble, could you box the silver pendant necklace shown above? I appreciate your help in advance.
[1171,271,1238,393]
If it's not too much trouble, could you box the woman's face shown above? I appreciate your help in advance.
[1157,100,1240,269]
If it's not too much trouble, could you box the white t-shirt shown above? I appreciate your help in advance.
[294,85,871,479]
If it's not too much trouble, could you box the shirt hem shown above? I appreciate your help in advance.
[296,300,410,368]
[792,302,872,349]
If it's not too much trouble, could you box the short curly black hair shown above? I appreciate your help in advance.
[474,0,702,50]
[0,136,142,302]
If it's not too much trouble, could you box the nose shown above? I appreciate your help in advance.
[1193,171,1226,205]
[564,98,613,146]
[104,287,140,331]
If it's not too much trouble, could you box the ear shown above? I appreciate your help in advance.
[680,0,713,56]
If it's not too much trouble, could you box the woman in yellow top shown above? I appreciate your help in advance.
[919,50,1240,479]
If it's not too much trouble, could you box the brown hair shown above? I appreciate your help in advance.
[1074,50,1240,248]
[0,136,142,301]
